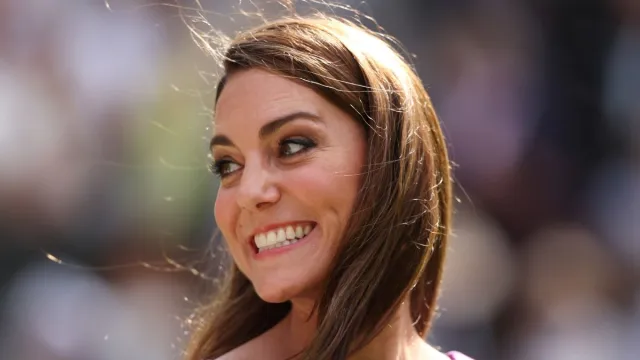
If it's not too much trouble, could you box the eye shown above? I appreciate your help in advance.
[209,158,242,178]
[279,137,316,157]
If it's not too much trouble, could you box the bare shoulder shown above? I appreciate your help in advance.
[212,344,252,360]
[212,324,284,360]
[211,335,267,360]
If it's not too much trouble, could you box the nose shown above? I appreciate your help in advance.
[236,156,280,211]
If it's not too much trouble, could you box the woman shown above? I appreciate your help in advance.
[186,15,472,360]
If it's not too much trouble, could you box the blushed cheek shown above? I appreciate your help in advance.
[214,190,247,269]
[293,162,362,218]
[214,189,236,242]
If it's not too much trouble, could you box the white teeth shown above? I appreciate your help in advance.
[285,226,296,240]
[254,224,314,251]
[258,234,268,247]
[266,231,277,245]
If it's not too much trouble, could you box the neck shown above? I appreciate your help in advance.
[281,297,318,356]
[276,297,445,360]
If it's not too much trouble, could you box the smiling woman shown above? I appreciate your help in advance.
[185,14,470,360]
[211,68,367,305]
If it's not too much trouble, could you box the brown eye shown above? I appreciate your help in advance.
[279,137,316,157]
[210,159,242,178]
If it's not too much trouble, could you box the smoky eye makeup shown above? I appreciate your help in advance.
[272,120,325,156]
[208,120,324,178]
[277,136,317,158]
[209,156,242,178]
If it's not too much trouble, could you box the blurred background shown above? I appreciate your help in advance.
[0,0,638,359]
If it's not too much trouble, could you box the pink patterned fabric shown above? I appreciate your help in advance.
[447,351,474,360]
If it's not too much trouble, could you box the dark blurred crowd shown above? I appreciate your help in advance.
[0,1,638,359]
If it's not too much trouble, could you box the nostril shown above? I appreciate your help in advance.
[256,201,272,210]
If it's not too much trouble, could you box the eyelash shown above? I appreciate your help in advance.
[278,137,316,157]
[209,136,317,179]
[209,158,236,178]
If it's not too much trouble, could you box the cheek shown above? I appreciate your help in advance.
[214,190,252,275]
[214,189,238,242]
[290,155,363,219]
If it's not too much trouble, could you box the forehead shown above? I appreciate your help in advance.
[214,69,322,133]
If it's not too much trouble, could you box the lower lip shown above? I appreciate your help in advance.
[252,227,316,259]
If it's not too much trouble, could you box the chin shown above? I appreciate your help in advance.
[253,283,298,304]
[252,275,322,304]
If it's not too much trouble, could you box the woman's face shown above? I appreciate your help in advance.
[211,69,366,303]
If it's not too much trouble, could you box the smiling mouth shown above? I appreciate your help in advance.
[253,223,316,253]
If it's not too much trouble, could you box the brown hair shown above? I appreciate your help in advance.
[185,15,452,360]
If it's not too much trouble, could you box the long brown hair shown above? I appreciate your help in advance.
[185,15,452,360]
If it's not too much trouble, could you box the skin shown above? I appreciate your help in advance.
[211,69,449,360]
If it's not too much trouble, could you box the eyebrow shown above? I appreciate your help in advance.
[209,111,321,149]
